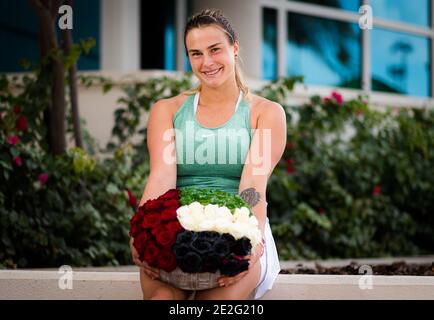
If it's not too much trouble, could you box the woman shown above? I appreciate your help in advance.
[130,9,286,300]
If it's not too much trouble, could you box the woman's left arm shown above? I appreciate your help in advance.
[217,100,287,288]
[239,100,287,237]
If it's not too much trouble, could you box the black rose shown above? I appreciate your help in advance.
[176,230,197,244]
[173,244,190,259]
[191,238,212,255]
[211,239,230,257]
[201,254,221,273]
[232,237,252,256]
[179,252,202,273]
[198,231,220,242]
[221,233,236,247]
[220,255,249,277]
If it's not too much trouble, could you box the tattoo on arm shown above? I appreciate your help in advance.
[239,188,261,207]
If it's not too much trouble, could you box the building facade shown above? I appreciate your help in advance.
[1,0,432,99]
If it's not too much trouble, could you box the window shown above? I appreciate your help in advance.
[140,0,176,70]
[262,0,433,97]
[263,8,278,80]
[0,0,100,72]
[287,13,361,88]
[371,0,430,27]
[292,0,360,12]
[372,29,430,97]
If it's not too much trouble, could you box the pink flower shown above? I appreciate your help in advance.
[127,189,138,209]
[323,97,331,104]
[372,185,381,196]
[39,173,49,185]
[14,156,22,167]
[6,135,19,145]
[16,115,27,132]
[331,91,343,105]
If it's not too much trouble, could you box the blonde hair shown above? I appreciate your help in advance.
[183,9,249,100]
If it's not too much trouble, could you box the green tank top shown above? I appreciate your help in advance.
[173,91,253,195]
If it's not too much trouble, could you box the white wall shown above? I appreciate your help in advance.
[101,0,141,71]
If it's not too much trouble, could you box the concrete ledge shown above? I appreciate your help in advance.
[1,270,433,300]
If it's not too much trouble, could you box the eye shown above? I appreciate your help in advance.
[211,47,220,53]
[191,52,202,57]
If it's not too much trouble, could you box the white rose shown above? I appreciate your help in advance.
[234,207,250,223]
[230,222,251,239]
[246,228,262,247]
[178,214,196,231]
[248,215,259,226]
[176,205,190,218]
[204,204,219,220]
[198,219,215,231]
[215,219,232,234]
[216,206,234,222]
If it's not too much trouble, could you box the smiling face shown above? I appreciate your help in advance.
[185,25,239,89]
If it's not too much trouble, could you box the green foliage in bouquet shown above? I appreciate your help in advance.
[179,187,252,214]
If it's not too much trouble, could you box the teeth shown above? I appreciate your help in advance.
[204,68,221,76]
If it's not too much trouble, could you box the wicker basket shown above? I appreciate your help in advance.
[159,267,221,290]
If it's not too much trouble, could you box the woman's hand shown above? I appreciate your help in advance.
[217,240,265,287]
[130,237,160,280]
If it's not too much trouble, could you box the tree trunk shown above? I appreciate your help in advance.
[62,0,83,149]
[30,0,66,155]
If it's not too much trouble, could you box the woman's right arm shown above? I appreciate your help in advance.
[138,99,177,204]
[130,99,177,277]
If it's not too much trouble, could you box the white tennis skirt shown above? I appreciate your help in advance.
[252,217,281,299]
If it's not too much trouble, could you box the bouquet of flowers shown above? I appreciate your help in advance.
[129,187,262,290]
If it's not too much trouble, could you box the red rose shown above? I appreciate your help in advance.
[166,220,183,234]
[142,240,160,264]
[152,225,176,247]
[142,213,161,229]
[156,248,177,272]
[163,199,180,209]
[136,206,146,217]
[144,199,165,211]
[160,207,177,221]
[133,232,150,255]
[129,214,143,237]
[16,115,27,132]
[159,189,180,200]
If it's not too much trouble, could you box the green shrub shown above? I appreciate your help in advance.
[268,91,434,259]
